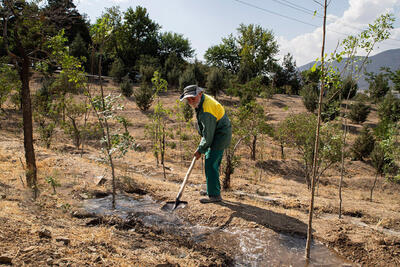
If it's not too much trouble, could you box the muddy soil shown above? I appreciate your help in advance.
[0,82,399,266]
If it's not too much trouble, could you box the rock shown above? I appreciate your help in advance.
[0,194,6,199]
[38,228,52,239]
[55,237,70,246]
[0,255,12,265]
[94,176,107,186]
[21,246,36,253]
[70,209,96,219]
[79,193,89,199]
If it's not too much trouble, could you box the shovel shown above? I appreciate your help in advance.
[161,157,197,211]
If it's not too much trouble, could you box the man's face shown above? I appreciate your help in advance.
[186,92,202,108]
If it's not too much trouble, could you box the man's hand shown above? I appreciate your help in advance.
[194,151,201,160]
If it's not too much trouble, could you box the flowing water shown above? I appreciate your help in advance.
[83,195,355,267]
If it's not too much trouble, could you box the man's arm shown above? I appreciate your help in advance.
[197,113,217,154]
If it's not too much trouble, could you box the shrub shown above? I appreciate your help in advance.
[183,102,193,122]
[139,65,157,85]
[377,92,400,123]
[109,58,126,83]
[321,100,340,122]
[300,83,318,113]
[206,67,225,98]
[179,67,197,90]
[134,82,154,111]
[351,126,375,161]
[341,75,358,99]
[348,100,371,124]
[120,76,133,97]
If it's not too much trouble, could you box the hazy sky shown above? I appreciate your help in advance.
[75,0,400,66]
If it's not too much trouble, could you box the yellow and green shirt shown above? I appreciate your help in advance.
[195,94,232,153]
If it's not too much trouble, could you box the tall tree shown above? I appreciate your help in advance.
[205,24,278,81]
[1,0,51,197]
[118,6,160,69]
[158,31,194,65]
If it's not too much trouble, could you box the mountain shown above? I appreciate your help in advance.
[297,48,400,90]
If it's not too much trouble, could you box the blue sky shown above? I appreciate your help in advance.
[75,0,400,66]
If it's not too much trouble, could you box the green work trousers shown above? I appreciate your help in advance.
[205,149,224,197]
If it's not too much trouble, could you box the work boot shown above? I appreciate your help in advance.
[199,195,222,204]
[199,190,207,196]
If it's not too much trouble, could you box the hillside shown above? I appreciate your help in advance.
[0,78,399,266]
[298,48,400,90]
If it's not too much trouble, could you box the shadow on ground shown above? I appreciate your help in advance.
[216,200,308,236]
[256,159,305,183]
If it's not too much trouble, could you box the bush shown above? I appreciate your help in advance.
[348,100,371,124]
[109,58,126,83]
[120,76,133,97]
[183,102,193,122]
[300,83,319,113]
[351,126,375,161]
[206,67,225,98]
[321,100,340,122]
[139,65,157,85]
[167,67,181,89]
[341,76,358,99]
[377,92,400,123]
[179,67,197,90]
[134,82,154,111]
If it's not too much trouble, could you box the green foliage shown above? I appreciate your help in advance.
[179,66,197,90]
[370,144,386,175]
[275,113,343,187]
[348,100,371,124]
[273,53,301,95]
[134,82,154,111]
[120,76,133,98]
[62,97,89,149]
[69,33,89,67]
[366,72,390,102]
[300,83,319,113]
[158,31,194,63]
[109,58,126,83]
[0,63,21,110]
[45,173,60,195]
[205,34,240,74]
[32,79,60,148]
[236,101,271,160]
[139,64,157,85]
[351,126,375,161]
[145,72,171,168]
[206,67,226,98]
[377,92,400,123]
[321,100,340,122]
[341,76,358,99]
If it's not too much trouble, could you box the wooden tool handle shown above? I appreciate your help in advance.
[175,157,197,200]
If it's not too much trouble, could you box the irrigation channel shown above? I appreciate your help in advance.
[83,194,355,266]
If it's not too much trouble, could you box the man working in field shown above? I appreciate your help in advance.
[180,85,232,203]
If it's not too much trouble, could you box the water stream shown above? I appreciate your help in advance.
[83,195,355,267]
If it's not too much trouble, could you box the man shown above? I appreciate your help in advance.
[180,85,232,203]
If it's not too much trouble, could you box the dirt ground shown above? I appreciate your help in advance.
[0,79,399,266]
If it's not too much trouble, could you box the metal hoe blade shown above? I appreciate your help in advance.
[161,200,188,211]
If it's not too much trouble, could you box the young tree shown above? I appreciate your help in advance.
[377,92,400,123]
[366,72,390,102]
[351,126,375,161]
[237,101,271,161]
[206,67,225,98]
[145,71,171,179]
[0,63,20,111]
[348,100,371,124]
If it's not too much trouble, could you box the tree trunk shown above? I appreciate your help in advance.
[20,55,38,196]
[251,135,257,161]
[98,53,117,209]
[370,172,379,202]
[280,143,285,160]
[306,0,327,259]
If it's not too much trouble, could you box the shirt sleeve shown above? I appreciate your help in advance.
[197,112,217,154]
